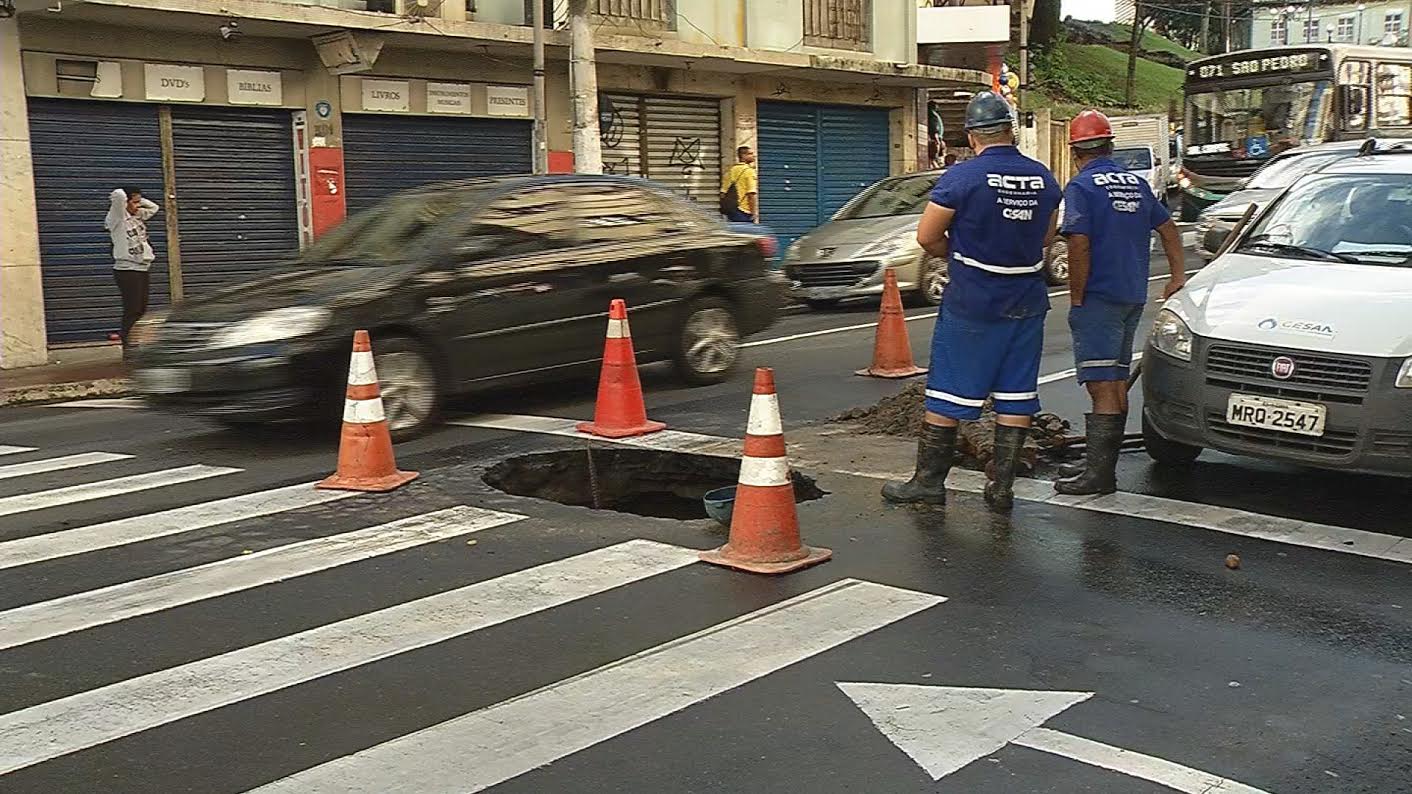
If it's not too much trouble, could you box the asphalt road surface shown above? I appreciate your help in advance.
[1,244,1408,794]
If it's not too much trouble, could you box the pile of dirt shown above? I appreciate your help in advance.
[832,382,1080,474]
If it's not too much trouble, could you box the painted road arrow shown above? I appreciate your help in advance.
[838,683,1272,794]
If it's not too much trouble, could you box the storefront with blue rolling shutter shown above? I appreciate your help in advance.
[341,114,533,216]
[27,99,172,345]
[755,101,892,248]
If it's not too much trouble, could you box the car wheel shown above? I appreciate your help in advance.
[804,299,840,311]
[372,335,442,441]
[1142,413,1201,465]
[1044,239,1070,286]
[908,256,948,307]
[674,297,740,386]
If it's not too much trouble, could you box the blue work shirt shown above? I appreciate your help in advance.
[1060,157,1171,304]
[929,146,1062,320]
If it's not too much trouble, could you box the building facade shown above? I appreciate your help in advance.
[1252,0,1411,47]
[0,0,993,367]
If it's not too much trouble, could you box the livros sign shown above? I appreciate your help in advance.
[227,69,284,106]
[361,78,410,112]
[144,64,206,102]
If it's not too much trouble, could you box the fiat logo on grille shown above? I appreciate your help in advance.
[816,247,836,259]
[1270,356,1296,380]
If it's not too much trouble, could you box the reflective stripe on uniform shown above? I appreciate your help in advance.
[343,397,386,425]
[347,351,378,386]
[606,318,631,339]
[992,390,1039,401]
[746,394,782,436]
[738,456,791,487]
[1078,359,1125,369]
[925,389,987,408]
[953,252,1045,275]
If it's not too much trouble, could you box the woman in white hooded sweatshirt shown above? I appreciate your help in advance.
[105,187,160,354]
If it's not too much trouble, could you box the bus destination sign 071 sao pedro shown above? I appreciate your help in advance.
[1188,50,1327,83]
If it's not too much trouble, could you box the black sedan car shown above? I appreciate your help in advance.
[129,175,787,437]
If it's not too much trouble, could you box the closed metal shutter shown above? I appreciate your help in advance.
[599,94,644,177]
[342,114,532,215]
[27,99,170,344]
[757,101,891,248]
[601,94,721,206]
[171,106,301,296]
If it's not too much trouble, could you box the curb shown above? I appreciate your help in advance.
[0,378,134,408]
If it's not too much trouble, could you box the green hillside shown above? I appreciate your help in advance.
[1026,43,1185,117]
[1087,22,1203,62]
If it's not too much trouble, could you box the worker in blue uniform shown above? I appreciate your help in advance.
[883,92,1062,513]
[1055,110,1186,495]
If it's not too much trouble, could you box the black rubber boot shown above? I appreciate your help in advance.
[882,423,958,505]
[1056,460,1085,478]
[1055,413,1125,496]
[983,424,1029,513]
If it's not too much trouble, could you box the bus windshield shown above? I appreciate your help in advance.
[1185,81,1331,160]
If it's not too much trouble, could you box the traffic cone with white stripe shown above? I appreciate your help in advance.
[700,368,831,575]
[577,298,666,439]
[318,330,419,493]
[856,268,927,379]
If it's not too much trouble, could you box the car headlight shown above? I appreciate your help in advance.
[1150,308,1193,362]
[129,310,168,348]
[860,236,919,259]
[1397,358,1412,388]
[207,307,331,350]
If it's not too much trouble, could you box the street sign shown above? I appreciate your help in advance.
[839,682,1272,793]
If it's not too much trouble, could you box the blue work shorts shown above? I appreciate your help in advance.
[924,307,1044,420]
[1070,298,1144,384]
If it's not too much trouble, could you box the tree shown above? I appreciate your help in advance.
[1030,0,1062,50]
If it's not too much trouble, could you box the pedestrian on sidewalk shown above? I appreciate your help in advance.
[105,187,161,355]
[719,146,760,224]
[882,91,1061,513]
[1054,110,1186,496]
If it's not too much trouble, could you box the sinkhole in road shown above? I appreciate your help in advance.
[483,448,826,521]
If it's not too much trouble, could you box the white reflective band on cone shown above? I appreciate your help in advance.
[343,397,386,425]
[347,351,378,386]
[738,455,791,487]
[606,318,631,339]
[746,394,783,436]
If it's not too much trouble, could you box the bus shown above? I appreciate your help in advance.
[1179,44,1412,220]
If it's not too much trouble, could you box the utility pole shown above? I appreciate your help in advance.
[568,0,603,174]
[531,0,548,174]
[1125,0,1141,107]
[1018,0,1032,111]
[1200,1,1211,53]
[1222,0,1232,51]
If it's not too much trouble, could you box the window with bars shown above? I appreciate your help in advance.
[593,0,675,30]
[804,0,872,51]
[1302,18,1319,42]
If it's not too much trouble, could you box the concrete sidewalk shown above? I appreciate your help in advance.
[0,347,131,406]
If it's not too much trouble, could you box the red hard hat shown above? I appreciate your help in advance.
[1069,110,1114,146]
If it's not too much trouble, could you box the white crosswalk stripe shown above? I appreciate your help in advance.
[0,464,239,518]
[0,452,131,481]
[0,482,356,570]
[0,446,38,456]
[0,506,524,651]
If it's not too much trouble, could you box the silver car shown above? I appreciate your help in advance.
[783,171,949,309]
[784,170,1069,310]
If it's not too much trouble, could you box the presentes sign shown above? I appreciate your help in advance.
[486,85,530,117]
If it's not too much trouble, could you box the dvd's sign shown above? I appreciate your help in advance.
[144,64,206,102]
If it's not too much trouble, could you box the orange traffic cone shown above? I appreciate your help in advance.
[700,368,831,575]
[318,330,419,493]
[856,268,927,379]
[577,298,666,439]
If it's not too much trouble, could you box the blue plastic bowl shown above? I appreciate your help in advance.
[702,486,737,526]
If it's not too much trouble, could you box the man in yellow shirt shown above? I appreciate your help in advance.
[719,145,760,224]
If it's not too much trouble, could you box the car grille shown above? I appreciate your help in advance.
[787,261,880,288]
[1205,343,1371,404]
[1185,158,1262,179]
[157,322,223,354]
[1207,412,1359,457]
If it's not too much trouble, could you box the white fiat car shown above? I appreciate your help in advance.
[1142,145,1412,476]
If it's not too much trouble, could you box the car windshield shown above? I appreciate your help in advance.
[833,173,938,220]
[1112,147,1153,170]
[1238,173,1412,266]
[304,188,485,264]
[1185,81,1331,159]
[1245,151,1349,189]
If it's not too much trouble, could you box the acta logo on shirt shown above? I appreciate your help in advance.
[986,174,1046,191]
[1093,172,1143,187]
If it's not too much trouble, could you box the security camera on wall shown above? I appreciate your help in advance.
[219,20,243,42]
